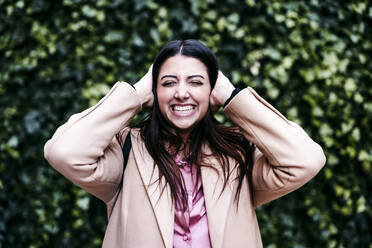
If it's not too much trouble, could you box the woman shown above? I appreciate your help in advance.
[44,40,325,248]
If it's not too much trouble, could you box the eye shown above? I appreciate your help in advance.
[190,81,203,85]
[161,81,176,87]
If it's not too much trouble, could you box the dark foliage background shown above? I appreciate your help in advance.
[1,0,371,247]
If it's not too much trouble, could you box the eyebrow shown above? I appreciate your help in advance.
[160,75,177,80]
[188,75,205,79]
[160,74,205,80]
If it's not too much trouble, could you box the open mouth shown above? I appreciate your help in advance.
[171,105,196,112]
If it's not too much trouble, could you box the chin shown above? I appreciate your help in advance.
[172,123,196,135]
[174,125,193,132]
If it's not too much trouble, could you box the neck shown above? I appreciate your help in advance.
[179,131,190,143]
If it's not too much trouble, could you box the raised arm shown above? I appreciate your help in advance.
[211,71,326,207]
[44,67,153,203]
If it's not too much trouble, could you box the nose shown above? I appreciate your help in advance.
[174,83,189,100]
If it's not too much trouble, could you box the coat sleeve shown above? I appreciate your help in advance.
[44,82,142,203]
[224,87,326,207]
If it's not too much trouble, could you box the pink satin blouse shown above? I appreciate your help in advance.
[173,155,212,248]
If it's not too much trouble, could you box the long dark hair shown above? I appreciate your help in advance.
[138,40,255,210]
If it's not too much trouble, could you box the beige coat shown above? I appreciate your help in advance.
[44,82,325,248]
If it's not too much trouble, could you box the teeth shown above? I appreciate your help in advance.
[173,105,194,111]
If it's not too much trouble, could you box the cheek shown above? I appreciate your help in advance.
[156,87,167,103]
[156,90,170,113]
[195,90,211,108]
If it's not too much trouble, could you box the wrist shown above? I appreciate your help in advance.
[218,85,235,106]
[223,88,241,107]
[134,84,147,105]
[134,82,153,107]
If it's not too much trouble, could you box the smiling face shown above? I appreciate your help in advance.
[156,54,211,138]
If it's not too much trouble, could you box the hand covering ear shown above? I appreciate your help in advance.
[210,71,235,113]
[134,65,154,108]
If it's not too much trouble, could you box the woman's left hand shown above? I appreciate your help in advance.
[210,71,235,113]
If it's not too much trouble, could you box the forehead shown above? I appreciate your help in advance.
[158,54,208,78]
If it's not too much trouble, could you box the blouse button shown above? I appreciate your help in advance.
[183,234,189,241]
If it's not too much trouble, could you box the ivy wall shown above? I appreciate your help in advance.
[1,0,371,247]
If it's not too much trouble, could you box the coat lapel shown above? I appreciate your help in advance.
[201,146,235,248]
[130,131,235,248]
[131,131,174,248]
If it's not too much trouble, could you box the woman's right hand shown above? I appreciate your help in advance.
[134,65,154,108]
